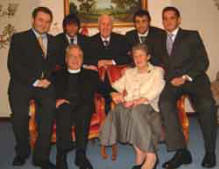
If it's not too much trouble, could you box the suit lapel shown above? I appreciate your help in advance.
[28,30,45,59]
[171,28,184,57]
[134,30,140,44]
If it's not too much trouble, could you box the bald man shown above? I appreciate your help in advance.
[89,14,131,113]
[55,45,100,169]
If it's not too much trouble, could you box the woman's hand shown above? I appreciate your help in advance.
[123,101,135,108]
[111,92,124,104]
[133,98,148,106]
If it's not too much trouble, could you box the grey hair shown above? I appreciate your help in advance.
[132,43,150,56]
[98,14,113,25]
[65,44,83,59]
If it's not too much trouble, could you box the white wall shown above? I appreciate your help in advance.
[0,0,219,116]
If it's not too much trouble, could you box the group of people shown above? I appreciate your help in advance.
[7,5,217,169]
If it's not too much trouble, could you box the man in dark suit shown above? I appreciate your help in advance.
[157,7,217,169]
[7,7,57,169]
[125,9,164,65]
[55,13,91,68]
[55,45,100,169]
[89,14,131,112]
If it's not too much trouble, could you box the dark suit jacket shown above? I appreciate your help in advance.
[55,33,90,67]
[55,68,100,111]
[88,32,131,65]
[8,29,57,89]
[156,28,209,81]
[125,26,165,65]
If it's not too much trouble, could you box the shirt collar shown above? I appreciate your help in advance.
[67,68,81,74]
[101,36,110,42]
[66,34,77,44]
[32,28,47,39]
[167,27,179,41]
[137,30,149,37]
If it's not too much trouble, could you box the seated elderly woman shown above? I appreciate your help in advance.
[99,44,165,169]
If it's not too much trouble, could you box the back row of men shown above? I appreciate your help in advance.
[8,6,217,169]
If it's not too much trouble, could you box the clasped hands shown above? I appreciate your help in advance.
[170,75,189,87]
[111,92,148,108]
[35,79,51,88]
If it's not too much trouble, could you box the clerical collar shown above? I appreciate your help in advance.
[101,36,110,42]
[137,30,149,37]
[67,68,81,74]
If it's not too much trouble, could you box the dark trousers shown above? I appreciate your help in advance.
[159,75,217,152]
[8,82,56,163]
[56,102,93,154]
[98,75,112,114]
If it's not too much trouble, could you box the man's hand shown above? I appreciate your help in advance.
[83,65,98,71]
[98,60,113,68]
[111,92,124,104]
[171,77,186,87]
[35,79,51,88]
[56,99,70,108]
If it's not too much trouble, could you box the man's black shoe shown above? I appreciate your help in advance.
[12,155,26,166]
[33,161,56,169]
[56,153,68,169]
[201,152,216,168]
[162,149,192,169]
[75,150,93,169]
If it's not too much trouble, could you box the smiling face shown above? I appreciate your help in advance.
[98,15,113,38]
[66,46,83,70]
[134,15,150,34]
[32,11,52,34]
[162,10,181,32]
[133,48,150,69]
[65,23,79,38]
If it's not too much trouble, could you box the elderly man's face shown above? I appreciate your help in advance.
[66,48,83,70]
[98,15,113,38]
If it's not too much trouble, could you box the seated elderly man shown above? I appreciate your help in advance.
[55,45,100,169]
[89,14,131,113]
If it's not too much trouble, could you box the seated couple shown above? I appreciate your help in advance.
[100,43,165,169]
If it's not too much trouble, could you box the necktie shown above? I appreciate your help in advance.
[140,36,146,43]
[103,40,109,48]
[70,38,74,44]
[166,33,174,55]
[37,35,46,58]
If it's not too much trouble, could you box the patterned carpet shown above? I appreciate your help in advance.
[0,115,218,169]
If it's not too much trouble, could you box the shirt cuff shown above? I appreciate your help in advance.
[112,60,116,65]
[182,74,193,82]
[33,79,40,87]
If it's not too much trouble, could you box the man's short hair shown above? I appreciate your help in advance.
[32,6,53,21]
[65,44,83,59]
[162,6,180,18]
[133,9,151,22]
[63,13,80,30]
